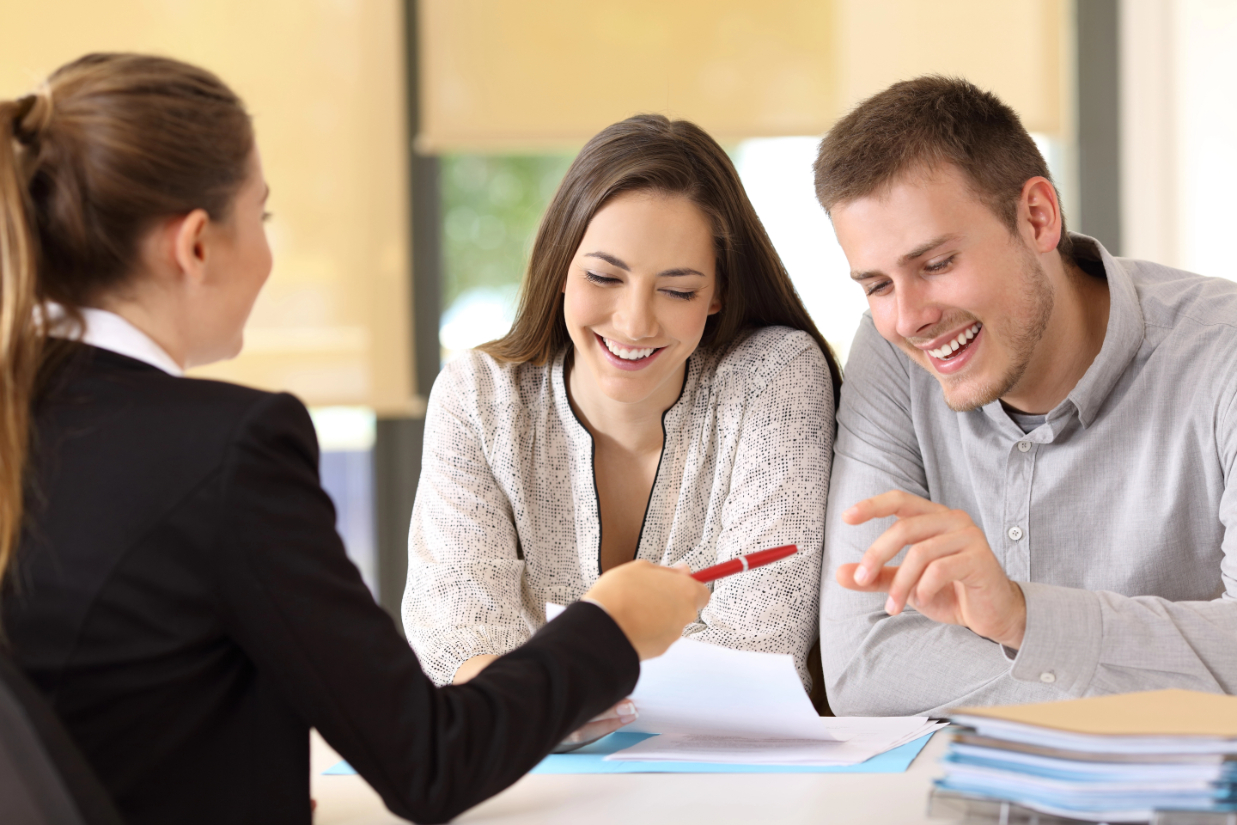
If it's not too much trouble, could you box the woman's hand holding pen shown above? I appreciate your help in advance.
[583,559,711,660]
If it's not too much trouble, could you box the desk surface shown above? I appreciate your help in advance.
[310,729,947,824]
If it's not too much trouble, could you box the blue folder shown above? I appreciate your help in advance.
[323,731,935,776]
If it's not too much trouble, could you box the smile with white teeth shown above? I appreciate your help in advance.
[602,336,659,361]
[928,323,982,360]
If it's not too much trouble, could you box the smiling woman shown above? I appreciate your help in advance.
[403,114,843,742]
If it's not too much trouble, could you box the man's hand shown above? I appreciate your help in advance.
[837,491,1027,649]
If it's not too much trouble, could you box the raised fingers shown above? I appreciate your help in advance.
[853,508,971,585]
[835,562,899,592]
[883,529,974,615]
[843,490,945,526]
[910,551,973,613]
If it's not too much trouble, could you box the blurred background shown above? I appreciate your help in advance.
[2,0,1230,615]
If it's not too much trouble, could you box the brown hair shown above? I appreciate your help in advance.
[0,53,252,598]
[482,113,842,403]
[813,75,1072,259]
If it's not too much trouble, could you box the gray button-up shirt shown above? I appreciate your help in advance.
[821,235,1237,716]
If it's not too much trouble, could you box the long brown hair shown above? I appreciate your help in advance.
[481,114,842,402]
[0,53,252,598]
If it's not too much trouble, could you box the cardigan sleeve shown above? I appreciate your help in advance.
[686,337,832,688]
[214,391,639,824]
[402,359,534,685]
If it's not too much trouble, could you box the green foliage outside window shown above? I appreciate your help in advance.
[440,154,575,310]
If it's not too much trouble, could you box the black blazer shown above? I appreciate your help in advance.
[4,345,638,825]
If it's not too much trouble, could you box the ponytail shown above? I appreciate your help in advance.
[0,90,50,597]
[0,54,253,614]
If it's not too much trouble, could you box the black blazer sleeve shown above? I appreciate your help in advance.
[211,392,639,823]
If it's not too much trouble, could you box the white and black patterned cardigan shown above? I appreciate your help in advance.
[402,326,833,687]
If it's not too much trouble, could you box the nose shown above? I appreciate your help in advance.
[893,279,941,341]
[613,286,659,341]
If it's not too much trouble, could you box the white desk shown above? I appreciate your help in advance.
[310,730,947,824]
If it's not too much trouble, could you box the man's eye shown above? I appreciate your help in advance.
[865,280,892,297]
[925,255,955,273]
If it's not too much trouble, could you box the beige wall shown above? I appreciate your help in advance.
[4,0,1073,413]
[419,0,1068,152]
[1,0,416,414]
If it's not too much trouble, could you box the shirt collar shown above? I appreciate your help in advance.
[47,304,184,377]
[979,233,1144,431]
[1060,234,1144,428]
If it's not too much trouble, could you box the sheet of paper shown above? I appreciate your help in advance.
[625,635,836,739]
[548,603,837,741]
[605,717,947,765]
[530,730,939,774]
[604,734,862,764]
[825,717,950,756]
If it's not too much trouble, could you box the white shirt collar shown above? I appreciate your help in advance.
[47,304,184,377]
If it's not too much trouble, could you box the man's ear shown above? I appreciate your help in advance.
[169,209,212,286]
[1020,177,1063,255]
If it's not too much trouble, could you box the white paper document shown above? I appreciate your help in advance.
[547,604,942,765]
[623,634,837,740]
[606,717,947,765]
[548,602,829,740]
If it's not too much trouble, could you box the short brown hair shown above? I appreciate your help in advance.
[813,75,1072,259]
[482,113,842,404]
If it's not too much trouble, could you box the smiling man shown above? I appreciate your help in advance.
[816,76,1237,716]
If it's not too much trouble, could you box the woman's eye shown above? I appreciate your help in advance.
[663,289,696,301]
[585,271,620,286]
[864,280,892,297]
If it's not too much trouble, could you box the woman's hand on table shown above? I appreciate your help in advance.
[550,700,638,753]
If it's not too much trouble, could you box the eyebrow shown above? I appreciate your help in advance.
[850,234,958,281]
[584,251,704,278]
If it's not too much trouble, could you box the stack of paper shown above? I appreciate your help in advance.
[936,690,1237,823]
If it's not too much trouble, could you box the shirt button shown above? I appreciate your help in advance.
[1017,441,1032,452]
[1040,671,1056,684]
[1007,526,1024,541]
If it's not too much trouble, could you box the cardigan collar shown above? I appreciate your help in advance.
[550,346,699,581]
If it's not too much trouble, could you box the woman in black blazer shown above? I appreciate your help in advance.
[0,53,709,825]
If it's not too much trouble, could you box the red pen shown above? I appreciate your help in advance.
[691,544,798,583]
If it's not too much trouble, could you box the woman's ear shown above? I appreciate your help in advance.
[169,208,212,285]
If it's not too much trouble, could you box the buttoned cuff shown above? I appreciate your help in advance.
[1007,581,1103,693]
